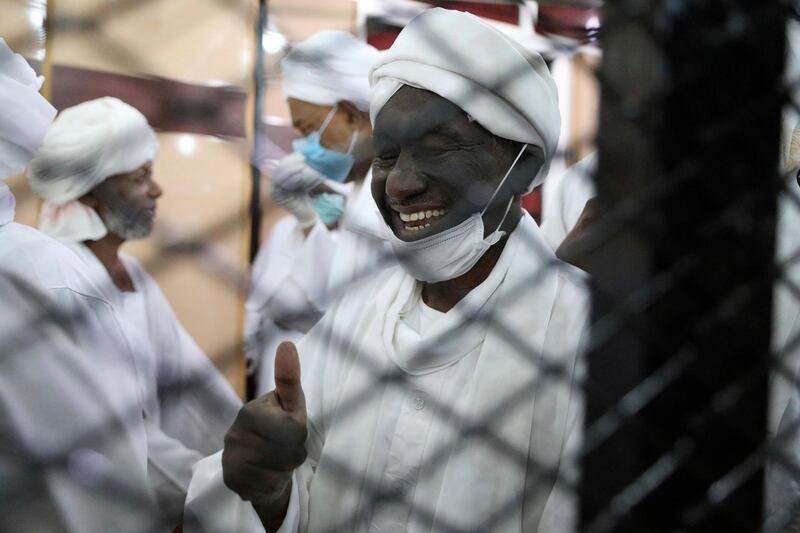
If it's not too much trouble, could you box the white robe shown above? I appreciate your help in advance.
[540,153,597,251]
[0,185,157,532]
[764,169,800,530]
[65,242,242,522]
[186,213,589,533]
[245,174,391,394]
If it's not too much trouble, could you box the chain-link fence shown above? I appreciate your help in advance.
[0,0,797,531]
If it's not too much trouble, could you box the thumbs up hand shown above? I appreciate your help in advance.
[222,342,308,528]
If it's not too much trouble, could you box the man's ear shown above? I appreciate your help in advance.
[338,100,368,127]
[78,193,98,208]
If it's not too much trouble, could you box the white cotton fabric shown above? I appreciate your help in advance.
[0,43,158,532]
[0,220,157,531]
[0,183,15,226]
[766,123,800,530]
[282,31,381,112]
[27,97,159,242]
[65,242,242,523]
[0,38,56,180]
[369,8,561,190]
[540,152,597,250]
[245,172,392,394]
[186,214,589,533]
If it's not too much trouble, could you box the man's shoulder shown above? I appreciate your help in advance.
[0,223,102,294]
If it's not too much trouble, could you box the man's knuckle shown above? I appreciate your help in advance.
[290,446,308,466]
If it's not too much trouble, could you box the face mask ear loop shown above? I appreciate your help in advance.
[317,104,338,136]
[480,143,528,218]
[346,128,360,155]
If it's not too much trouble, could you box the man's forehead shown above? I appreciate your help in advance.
[373,87,476,143]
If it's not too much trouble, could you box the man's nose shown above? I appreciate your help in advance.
[149,180,163,199]
[385,153,427,202]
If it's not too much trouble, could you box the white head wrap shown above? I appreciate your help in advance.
[370,8,561,191]
[28,97,159,242]
[282,31,381,112]
[0,38,56,181]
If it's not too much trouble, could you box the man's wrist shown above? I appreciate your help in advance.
[253,479,293,533]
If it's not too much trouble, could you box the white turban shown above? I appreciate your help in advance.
[282,31,381,112]
[28,97,159,242]
[369,8,561,191]
[0,38,56,181]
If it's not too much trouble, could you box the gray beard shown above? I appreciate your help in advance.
[92,179,156,241]
[100,208,153,240]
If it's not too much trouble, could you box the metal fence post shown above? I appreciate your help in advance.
[581,1,785,531]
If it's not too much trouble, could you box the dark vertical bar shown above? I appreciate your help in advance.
[249,0,267,264]
[246,0,267,401]
[581,1,784,532]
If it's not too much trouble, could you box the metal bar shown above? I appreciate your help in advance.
[246,0,268,400]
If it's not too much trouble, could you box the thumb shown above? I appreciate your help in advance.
[274,341,306,419]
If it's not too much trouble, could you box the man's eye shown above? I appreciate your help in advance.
[374,155,398,167]
[421,146,459,158]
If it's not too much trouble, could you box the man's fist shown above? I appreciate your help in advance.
[222,342,308,516]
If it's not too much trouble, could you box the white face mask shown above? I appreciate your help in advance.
[380,144,528,283]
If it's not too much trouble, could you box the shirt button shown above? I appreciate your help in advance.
[414,396,426,410]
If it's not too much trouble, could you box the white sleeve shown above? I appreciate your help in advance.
[145,419,203,527]
[184,451,266,533]
[250,219,338,333]
[184,293,341,533]
[158,322,242,456]
[766,373,800,531]
[184,452,313,533]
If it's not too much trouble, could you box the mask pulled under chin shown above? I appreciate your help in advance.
[380,210,507,283]
[378,143,528,283]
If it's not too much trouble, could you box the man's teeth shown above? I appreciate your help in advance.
[398,209,446,223]
[404,223,431,232]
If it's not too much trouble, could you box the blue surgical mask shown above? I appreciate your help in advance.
[292,105,359,183]
[311,193,345,225]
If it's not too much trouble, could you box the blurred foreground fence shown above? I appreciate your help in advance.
[2,0,799,532]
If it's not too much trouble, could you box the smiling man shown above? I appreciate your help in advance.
[27,97,241,526]
[186,8,588,533]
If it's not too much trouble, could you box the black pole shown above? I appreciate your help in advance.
[580,1,784,532]
[246,0,267,401]
[249,0,267,265]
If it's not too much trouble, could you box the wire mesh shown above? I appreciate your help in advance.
[0,0,795,531]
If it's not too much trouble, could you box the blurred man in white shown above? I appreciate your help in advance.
[186,9,587,533]
[245,31,390,394]
[540,152,596,251]
[26,97,242,524]
[0,40,158,531]
[765,122,800,532]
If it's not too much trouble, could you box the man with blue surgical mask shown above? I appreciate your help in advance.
[187,9,588,533]
[246,31,390,394]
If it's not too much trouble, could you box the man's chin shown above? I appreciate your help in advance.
[118,221,155,241]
